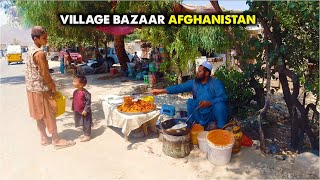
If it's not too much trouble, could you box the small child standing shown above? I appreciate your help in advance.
[72,75,92,142]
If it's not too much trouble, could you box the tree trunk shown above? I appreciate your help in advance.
[278,66,297,148]
[302,92,307,106]
[94,35,99,51]
[306,103,319,123]
[103,41,108,55]
[257,40,271,152]
[279,66,319,151]
[177,67,183,84]
[78,44,84,62]
[114,35,128,71]
[210,1,223,13]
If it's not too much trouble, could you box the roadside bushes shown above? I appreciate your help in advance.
[215,66,255,116]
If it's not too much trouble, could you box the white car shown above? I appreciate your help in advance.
[47,51,59,61]
[106,48,134,64]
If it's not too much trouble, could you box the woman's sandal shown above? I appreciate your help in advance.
[54,140,76,150]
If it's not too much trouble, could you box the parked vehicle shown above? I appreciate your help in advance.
[6,45,23,65]
[59,48,82,64]
[48,51,59,61]
[106,48,134,64]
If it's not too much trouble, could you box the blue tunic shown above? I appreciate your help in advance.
[166,78,229,128]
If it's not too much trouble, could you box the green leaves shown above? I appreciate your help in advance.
[14,1,113,47]
[288,2,295,9]
[247,1,319,99]
[138,23,232,81]
[215,66,254,110]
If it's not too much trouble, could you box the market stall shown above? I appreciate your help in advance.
[100,86,159,140]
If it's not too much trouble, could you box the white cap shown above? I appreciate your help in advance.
[201,61,213,71]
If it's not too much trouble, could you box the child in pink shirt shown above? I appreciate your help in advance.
[72,75,92,142]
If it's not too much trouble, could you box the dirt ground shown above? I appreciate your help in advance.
[1,60,318,180]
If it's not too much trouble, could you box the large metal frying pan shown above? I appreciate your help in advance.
[160,118,190,136]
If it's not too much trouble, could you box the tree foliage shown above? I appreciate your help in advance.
[246,1,319,151]
[215,66,254,113]
[249,1,319,98]
[273,1,319,97]
[12,0,113,48]
[114,1,232,82]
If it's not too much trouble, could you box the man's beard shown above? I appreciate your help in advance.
[195,75,205,82]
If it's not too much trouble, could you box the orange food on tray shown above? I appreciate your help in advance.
[117,96,156,113]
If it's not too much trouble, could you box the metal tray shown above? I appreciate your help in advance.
[108,98,124,105]
[117,106,156,115]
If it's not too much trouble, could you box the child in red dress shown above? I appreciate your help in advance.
[72,75,92,142]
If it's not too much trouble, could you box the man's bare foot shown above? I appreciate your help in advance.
[80,135,91,142]
[40,138,50,146]
[53,139,76,149]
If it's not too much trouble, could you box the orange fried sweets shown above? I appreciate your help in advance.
[207,130,234,147]
[117,97,156,113]
[123,96,134,106]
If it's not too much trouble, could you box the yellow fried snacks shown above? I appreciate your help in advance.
[117,96,156,113]
[141,96,154,103]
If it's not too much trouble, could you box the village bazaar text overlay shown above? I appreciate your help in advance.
[59,14,256,25]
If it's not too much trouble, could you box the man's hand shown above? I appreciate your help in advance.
[82,111,87,116]
[52,87,56,94]
[151,89,167,95]
[199,101,211,108]
[48,88,56,98]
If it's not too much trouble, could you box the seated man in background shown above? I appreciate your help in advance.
[91,50,105,68]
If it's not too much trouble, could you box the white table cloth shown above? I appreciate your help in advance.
[101,95,160,138]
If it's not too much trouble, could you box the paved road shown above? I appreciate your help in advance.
[0,59,42,179]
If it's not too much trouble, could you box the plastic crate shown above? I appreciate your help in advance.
[160,104,175,117]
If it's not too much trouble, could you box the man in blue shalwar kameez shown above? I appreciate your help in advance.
[152,61,229,130]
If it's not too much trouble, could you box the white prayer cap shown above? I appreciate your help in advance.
[201,61,213,71]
